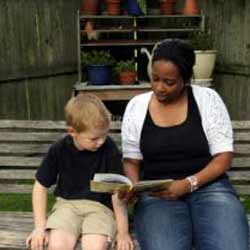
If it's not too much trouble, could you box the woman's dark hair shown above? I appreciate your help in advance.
[152,39,195,85]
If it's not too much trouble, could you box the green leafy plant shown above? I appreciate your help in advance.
[190,31,214,51]
[137,0,147,15]
[81,50,115,66]
[115,59,136,73]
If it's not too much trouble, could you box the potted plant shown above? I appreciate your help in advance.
[190,31,217,81]
[106,0,121,15]
[182,0,200,15]
[115,59,137,85]
[127,0,147,16]
[80,0,99,15]
[81,50,115,85]
[159,0,177,15]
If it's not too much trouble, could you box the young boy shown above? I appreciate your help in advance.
[26,94,133,250]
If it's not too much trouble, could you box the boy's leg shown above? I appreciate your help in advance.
[80,200,116,250]
[46,199,83,249]
[48,229,77,250]
[81,234,110,250]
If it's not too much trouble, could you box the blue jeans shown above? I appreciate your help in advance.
[134,177,249,250]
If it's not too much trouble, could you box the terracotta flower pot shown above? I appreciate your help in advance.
[118,71,137,85]
[80,0,99,15]
[182,0,200,15]
[106,0,121,15]
[160,0,177,15]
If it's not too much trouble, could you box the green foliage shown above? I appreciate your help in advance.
[0,193,55,211]
[240,195,250,213]
[115,59,136,73]
[81,50,115,66]
[190,31,214,51]
[137,0,147,15]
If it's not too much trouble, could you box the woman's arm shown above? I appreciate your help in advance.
[152,152,233,199]
[194,151,233,187]
[123,158,140,184]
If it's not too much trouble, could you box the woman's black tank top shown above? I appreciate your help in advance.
[140,86,212,180]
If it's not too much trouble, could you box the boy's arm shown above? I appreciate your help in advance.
[26,180,49,250]
[112,193,134,250]
[32,180,48,230]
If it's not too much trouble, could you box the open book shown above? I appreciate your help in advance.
[90,173,173,193]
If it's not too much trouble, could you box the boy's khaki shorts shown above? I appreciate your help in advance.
[46,198,116,239]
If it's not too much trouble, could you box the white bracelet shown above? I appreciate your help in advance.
[186,175,198,192]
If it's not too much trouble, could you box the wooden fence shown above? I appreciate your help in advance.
[0,0,250,120]
[0,0,80,120]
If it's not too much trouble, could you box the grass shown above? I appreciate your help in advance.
[0,194,250,214]
[0,193,55,211]
[240,195,250,213]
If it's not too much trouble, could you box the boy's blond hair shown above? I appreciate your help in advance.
[65,94,111,132]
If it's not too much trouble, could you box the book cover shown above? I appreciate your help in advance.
[90,173,173,193]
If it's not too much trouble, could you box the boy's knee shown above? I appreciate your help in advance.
[48,240,74,250]
[82,240,109,250]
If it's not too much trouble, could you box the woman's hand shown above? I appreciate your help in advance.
[150,179,190,200]
[115,232,134,250]
[26,229,49,250]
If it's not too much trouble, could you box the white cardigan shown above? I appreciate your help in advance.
[122,85,233,160]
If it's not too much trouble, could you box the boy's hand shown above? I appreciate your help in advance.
[26,228,49,250]
[115,232,134,250]
[118,190,137,203]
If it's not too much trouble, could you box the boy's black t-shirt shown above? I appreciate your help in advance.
[36,135,123,207]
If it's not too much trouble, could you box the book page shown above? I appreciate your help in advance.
[90,181,130,193]
[133,179,173,193]
[93,173,132,186]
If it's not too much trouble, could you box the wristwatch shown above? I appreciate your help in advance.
[186,175,198,192]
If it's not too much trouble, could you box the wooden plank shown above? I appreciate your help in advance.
[234,132,250,141]
[0,132,65,142]
[0,144,50,155]
[0,120,121,131]
[0,212,140,250]
[0,132,120,143]
[232,121,250,129]
[0,120,66,130]
[0,184,54,194]
[232,157,250,168]
[0,156,42,167]
[228,170,250,181]
[0,212,32,250]
[234,144,250,155]
[0,184,33,194]
[234,185,250,195]
[0,170,36,180]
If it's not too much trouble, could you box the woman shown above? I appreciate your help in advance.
[121,39,249,250]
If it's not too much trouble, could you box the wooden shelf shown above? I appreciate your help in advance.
[76,12,208,102]
[74,83,151,101]
[79,15,203,19]
[80,40,159,47]
[74,79,212,101]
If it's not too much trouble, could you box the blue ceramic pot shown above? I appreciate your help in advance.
[127,0,143,16]
[87,65,112,85]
